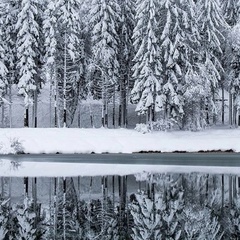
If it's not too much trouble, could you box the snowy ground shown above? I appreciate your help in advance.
[0,127,239,176]
[0,127,240,154]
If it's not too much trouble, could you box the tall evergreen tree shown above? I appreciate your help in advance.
[131,192,163,239]
[53,0,83,127]
[196,0,228,124]
[228,23,240,125]
[43,0,58,127]
[0,4,9,100]
[15,0,41,127]
[89,0,120,127]
[221,0,240,125]
[2,0,21,127]
[117,0,135,127]
[221,0,240,26]
[158,0,200,124]
[131,0,162,126]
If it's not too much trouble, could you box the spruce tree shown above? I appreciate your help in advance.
[15,0,41,127]
[130,192,163,240]
[196,0,228,124]
[158,0,200,124]
[0,4,8,101]
[221,0,240,125]
[228,24,240,126]
[131,0,162,127]
[2,0,20,128]
[117,0,135,127]
[89,0,120,127]
[221,0,240,26]
[54,0,83,127]
[43,0,58,127]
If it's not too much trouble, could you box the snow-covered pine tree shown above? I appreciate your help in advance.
[2,0,20,128]
[130,192,163,240]
[16,198,37,240]
[43,1,58,127]
[196,0,228,124]
[131,0,162,128]
[183,205,223,239]
[183,67,210,130]
[220,0,240,26]
[55,177,79,239]
[221,0,240,126]
[117,0,135,127]
[162,178,184,240]
[0,3,9,108]
[15,0,41,127]
[54,0,83,128]
[158,0,201,127]
[89,0,120,127]
[227,23,240,126]
[173,0,208,130]
[0,198,10,239]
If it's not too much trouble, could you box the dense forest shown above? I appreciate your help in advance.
[0,173,240,239]
[0,0,239,129]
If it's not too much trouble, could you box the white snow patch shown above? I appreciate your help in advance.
[0,128,239,154]
[0,160,239,177]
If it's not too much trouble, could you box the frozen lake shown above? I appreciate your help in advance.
[0,153,240,239]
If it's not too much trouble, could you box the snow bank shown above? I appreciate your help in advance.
[0,128,239,154]
[1,159,240,177]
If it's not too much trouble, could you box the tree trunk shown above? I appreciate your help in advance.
[50,81,53,127]
[63,177,66,240]
[1,104,4,128]
[229,175,232,208]
[9,177,12,207]
[205,174,209,202]
[118,104,122,127]
[213,93,216,124]
[54,75,58,128]
[233,176,237,205]
[63,32,67,128]
[89,102,94,128]
[32,177,37,227]
[54,178,58,240]
[1,177,4,198]
[78,100,81,128]
[102,86,105,127]
[113,84,116,128]
[105,101,108,127]
[238,177,240,195]
[233,94,237,126]
[24,107,29,127]
[104,176,108,200]
[9,83,12,128]
[222,85,224,124]
[24,177,29,197]
[213,175,217,190]
[229,92,233,125]
[221,174,224,211]
[34,88,38,128]
[112,176,115,214]
[123,85,127,128]
[122,176,126,211]
[205,98,209,125]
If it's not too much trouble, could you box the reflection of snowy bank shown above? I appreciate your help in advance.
[0,173,239,239]
[1,159,240,177]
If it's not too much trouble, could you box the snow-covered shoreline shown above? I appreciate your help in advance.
[0,128,239,176]
[0,128,240,154]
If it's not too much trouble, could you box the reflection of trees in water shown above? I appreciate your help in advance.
[0,173,240,239]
